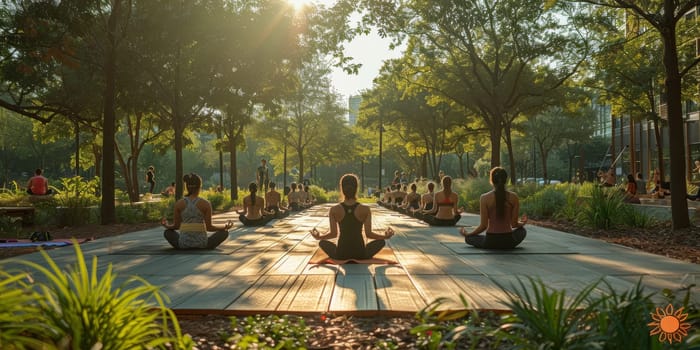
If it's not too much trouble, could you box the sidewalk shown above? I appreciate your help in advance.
[3,204,698,314]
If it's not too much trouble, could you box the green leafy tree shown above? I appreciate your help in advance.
[573,0,700,228]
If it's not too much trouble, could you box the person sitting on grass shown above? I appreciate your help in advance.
[161,173,232,249]
[459,167,527,249]
[237,182,273,226]
[310,174,395,260]
[422,175,463,226]
[265,182,288,218]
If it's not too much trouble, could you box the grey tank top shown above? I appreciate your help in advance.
[179,197,207,248]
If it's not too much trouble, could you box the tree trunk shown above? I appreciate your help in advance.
[503,124,517,185]
[488,124,502,167]
[174,119,184,200]
[229,139,238,201]
[100,0,119,225]
[653,118,664,180]
[456,152,465,179]
[661,16,690,229]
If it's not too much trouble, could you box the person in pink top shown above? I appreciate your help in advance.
[26,168,52,195]
[459,167,527,249]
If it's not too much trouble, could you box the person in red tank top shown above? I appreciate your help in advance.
[26,168,52,195]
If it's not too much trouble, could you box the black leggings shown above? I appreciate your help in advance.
[465,227,527,249]
[423,214,461,226]
[163,230,228,249]
[319,239,385,260]
[239,214,273,227]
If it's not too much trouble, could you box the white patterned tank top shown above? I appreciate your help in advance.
[179,197,207,248]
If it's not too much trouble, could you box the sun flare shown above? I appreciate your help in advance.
[648,304,691,344]
[287,0,311,11]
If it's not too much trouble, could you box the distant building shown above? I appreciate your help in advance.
[348,95,361,126]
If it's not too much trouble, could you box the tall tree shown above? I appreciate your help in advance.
[574,0,700,228]
[353,0,589,172]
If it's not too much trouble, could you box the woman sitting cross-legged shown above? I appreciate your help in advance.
[265,182,289,218]
[413,182,435,220]
[422,175,463,226]
[237,182,273,226]
[161,173,232,249]
[460,167,527,249]
[398,183,421,215]
[310,174,395,260]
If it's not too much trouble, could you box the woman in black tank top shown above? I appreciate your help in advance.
[310,174,395,260]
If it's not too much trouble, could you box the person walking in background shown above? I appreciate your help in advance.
[257,159,270,194]
[145,166,156,194]
[460,167,527,249]
[26,168,52,195]
[161,173,232,249]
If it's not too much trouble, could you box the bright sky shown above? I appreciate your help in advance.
[329,31,404,101]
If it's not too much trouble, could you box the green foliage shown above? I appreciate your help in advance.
[307,185,328,203]
[591,279,659,350]
[576,186,627,229]
[555,184,582,221]
[520,186,567,219]
[202,189,225,211]
[497,277,606,349]
[453,178,491,212]
[411,296,486,350]
[0,181,26,206]
[620,207,656,229]
[1,243,193,349]
[513,182,541,200]
[225,314,311,349]
[0,270,52,349]
[52,176,101,226]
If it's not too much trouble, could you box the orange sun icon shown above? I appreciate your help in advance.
[648,304,691,344]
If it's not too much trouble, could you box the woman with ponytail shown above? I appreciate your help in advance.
[310,174,395,260]
[238,182,273,226]
[423,175,463,226]
[161,173,232,249]
[460,167,527,249]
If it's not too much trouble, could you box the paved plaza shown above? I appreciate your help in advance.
[3,204,699,315]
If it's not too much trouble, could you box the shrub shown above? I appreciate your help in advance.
[0,181,27,206]
[53,176,101,226]
[497,277,606,349]
[620,206,656,229]
[0,270,51,349]
[453,178,491,212]
[307,185,329,203]
[512,182,540,200]
[203,190,225,211]
[576,186,627,229]
[554,184,581,221]
[2,242,193,349]
[411,296,487,349]
[520,186,567,219]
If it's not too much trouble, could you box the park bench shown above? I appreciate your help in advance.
[0,206,35,225]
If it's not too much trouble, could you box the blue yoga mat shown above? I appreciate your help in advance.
[0,241,70,248]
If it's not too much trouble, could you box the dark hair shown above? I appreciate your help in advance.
[170,182,175,186]
[183,173,202,196]
[304,185,310,192]
[627,174,635,182]
[490,167,508,219]
[427,182,435,191]
[291,182,297,191]
[249,182,258,205]
[340,174,358,201]
[35,168,42,175]
[442,175,452,195]
[410,183,417,192]
[636,172,643,180]
[269,182,276,189]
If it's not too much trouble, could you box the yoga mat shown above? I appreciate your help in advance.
[0,238,91,248]
[441,242,578,255]
[308,247,399,265]
[109,244,239,255]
